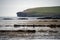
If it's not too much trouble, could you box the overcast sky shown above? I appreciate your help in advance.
[0,0,60,17]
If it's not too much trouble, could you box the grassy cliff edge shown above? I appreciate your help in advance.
[23,6,60,15]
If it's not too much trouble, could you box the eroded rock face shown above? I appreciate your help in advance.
[17,12,27,17]
[16,12,60,19]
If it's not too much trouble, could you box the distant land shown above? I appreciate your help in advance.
[17,6,60,17]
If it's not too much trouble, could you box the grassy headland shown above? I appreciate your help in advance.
[23,6,60,15]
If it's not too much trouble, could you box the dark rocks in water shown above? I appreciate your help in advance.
[3,18,13,20]
[17,30,36,33]
[48,24,56,28]
[38,30,47,32]
[14,24,21,27]
[25,30,36,33]
[49,30,58,33]
[0,30,36,33]
[48,24,60,28]
[38,30,58,33]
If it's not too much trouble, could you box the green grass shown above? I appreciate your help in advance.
[23,6,60,15]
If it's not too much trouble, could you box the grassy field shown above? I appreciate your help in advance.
[23,6,60,15]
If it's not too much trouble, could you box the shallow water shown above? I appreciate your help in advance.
[0,32,60,40]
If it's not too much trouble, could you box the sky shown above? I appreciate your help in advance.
[0,0,60,17]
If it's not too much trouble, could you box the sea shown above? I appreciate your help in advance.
[0,17,60,40]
